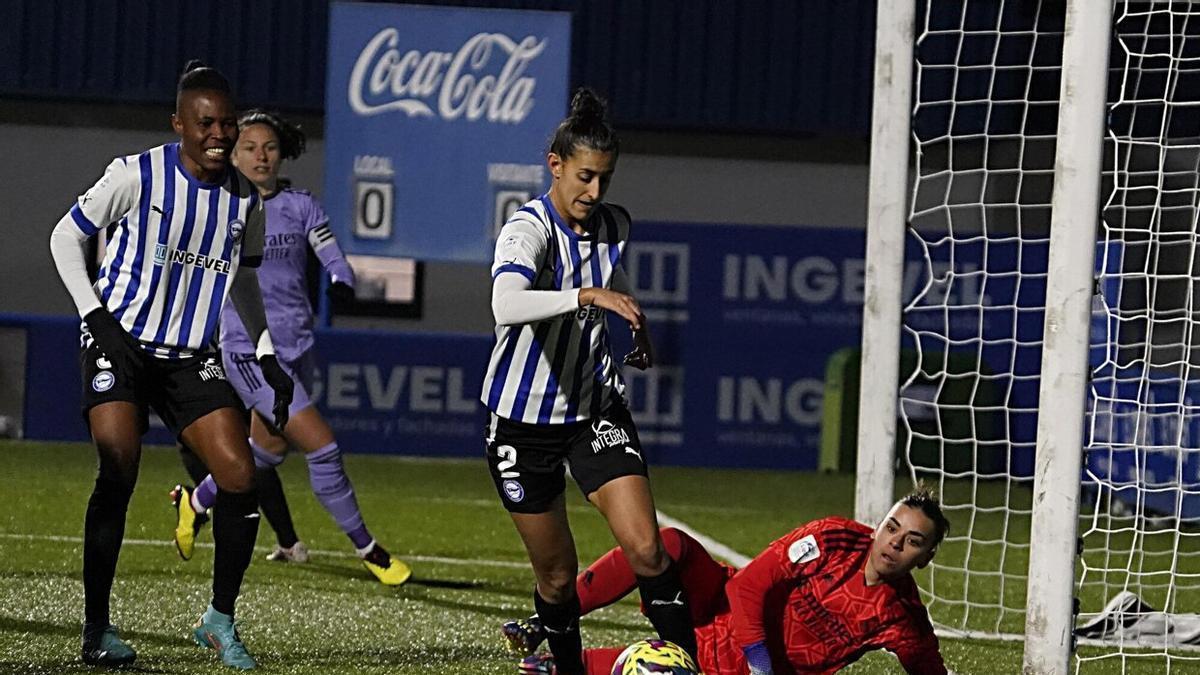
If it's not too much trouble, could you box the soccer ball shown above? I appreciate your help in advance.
[610,639,700,674]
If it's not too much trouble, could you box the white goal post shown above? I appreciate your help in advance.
[1022,1,1112,672]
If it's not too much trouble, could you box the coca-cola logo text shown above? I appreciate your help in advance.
[349,29,545,124]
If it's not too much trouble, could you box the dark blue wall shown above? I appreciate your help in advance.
[0,0,876,137]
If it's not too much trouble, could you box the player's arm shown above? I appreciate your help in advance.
[884,602,949,675]
[726,524,826,675]
[490,217,581,325]
[229,202,293,429]
[304,198,356,303]
[49,158,141,368]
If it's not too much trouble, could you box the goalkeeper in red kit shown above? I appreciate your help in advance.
[508,489,950,675]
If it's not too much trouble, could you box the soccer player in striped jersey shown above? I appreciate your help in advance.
[481,89,693,675]
[48,61,293,670]
[171,109,411,586]
[510,489,950,675]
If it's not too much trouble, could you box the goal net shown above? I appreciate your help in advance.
[890,0,1200,669]
[901,0,1062,641]
[1078,1,1200,670]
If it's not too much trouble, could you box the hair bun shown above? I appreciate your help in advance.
[569,88,607,124]
[182,59,208,74]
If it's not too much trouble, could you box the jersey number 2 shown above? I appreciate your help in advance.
[497,445,519,478]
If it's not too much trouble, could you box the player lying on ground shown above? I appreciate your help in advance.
[171,109,410,585]
[508,489,950,675]
[49,60,293,670]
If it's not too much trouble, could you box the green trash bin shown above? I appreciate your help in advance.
[820,347,1002,475]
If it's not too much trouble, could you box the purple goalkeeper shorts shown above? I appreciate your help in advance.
[224,349,315,421]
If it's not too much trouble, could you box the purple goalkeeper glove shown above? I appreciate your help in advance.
[743,641,773,675]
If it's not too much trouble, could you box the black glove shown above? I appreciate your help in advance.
[258,355,294,430]
[326,281,355,306]
[83,307,140,372]
[622,321,654,371]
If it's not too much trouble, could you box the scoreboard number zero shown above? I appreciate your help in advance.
[354,180,394,240]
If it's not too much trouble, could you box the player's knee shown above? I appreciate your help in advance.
[213,458,256,494]
[91,471,136,506]
[250,441,285,469]
[622,537,669,576]
[537,572,577,603]
[95,452,139,493]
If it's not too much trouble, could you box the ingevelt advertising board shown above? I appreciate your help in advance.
[324,2,571,264]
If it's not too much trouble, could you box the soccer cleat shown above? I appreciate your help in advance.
[518,654,556,674]
[81,623,137,666]
[265,541,309,563]
[502,615,547,656]
[193,605,256,670]
[170,484,208,561]
[360,543,412,586]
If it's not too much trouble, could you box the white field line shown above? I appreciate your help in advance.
[0,532,529,569]
[655,510,752,568]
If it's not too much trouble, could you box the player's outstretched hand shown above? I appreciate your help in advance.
[579,288,643,328]
[326,281,355,306]
[259,355,294,430]
[623,319,654,370]
[83,307,141,372]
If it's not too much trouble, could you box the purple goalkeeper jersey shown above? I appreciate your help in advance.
[220,188,354,362]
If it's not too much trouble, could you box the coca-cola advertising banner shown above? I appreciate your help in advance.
[323,2,571,263]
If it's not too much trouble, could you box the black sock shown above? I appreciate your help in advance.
[83,476,134,626]
[533,588,584,675]
[211,489,259,616]
[637,560,698,661]
[254,466,299,549]
[178,444,209,486]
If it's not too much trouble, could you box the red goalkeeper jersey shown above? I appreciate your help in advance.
[700,516,946,674]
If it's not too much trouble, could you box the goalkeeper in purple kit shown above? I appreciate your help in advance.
[171,109,411,586]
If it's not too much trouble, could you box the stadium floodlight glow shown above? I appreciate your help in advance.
[863,0,1200,672]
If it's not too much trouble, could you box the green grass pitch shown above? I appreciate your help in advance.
[0,439,1169,673]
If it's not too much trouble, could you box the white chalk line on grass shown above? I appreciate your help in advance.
[0,532,529,570]
[655,510,752,568]
[0,508,759,575]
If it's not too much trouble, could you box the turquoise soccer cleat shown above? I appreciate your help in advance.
[193,605,256,670]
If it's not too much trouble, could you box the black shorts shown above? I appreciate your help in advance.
[485,402,649,514]
[79,341,244,438]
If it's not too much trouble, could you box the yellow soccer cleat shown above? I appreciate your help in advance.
[360,543,412,586]
[170,484,207,561]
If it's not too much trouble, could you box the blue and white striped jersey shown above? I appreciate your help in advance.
[481,195,630,424]
[70,143,264,359]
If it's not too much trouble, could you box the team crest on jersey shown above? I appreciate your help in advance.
[228,219,245,242]
[503,480,525,502]
[788,534,821,564]
[92,371,115,393]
